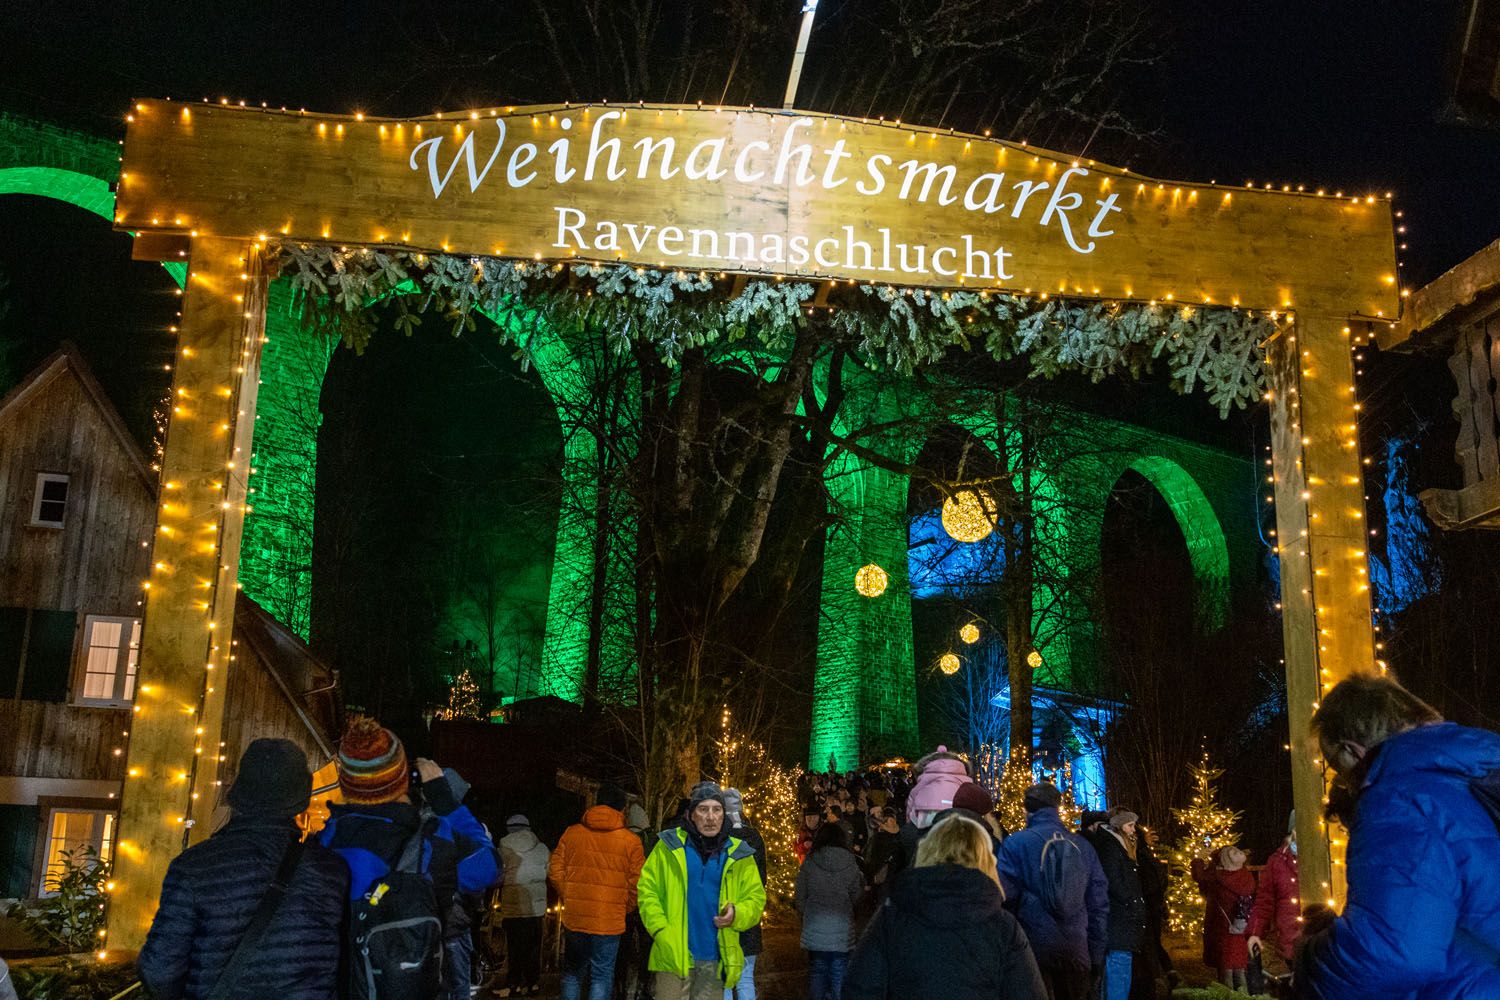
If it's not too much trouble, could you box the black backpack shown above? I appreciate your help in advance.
[348,821,444,1000]
[1036,831,1088,920]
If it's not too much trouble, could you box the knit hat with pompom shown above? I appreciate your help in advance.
[337,716,409,805]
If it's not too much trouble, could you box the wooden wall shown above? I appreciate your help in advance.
[0,701,127,783]
[0,355,155,614]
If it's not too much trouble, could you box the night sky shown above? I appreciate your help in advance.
[6,1,1498,285]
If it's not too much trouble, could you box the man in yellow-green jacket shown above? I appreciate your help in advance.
[638,782,767,1000]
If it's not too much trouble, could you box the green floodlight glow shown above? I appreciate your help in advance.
[7,111,1251,756]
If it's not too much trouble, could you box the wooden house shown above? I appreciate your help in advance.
[0,343,339,902]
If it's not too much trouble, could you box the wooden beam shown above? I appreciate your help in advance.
[117,100,1399,316]
[107,237,266,953]
[1419,479,1500,529]
[1267,312,1378,912]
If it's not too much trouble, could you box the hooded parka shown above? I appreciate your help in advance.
[844,863,1046,1000]
[794,844,865,952]
[549,804,647,936]
[499,826,551,919]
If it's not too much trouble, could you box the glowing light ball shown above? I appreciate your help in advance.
[960,623,981,644]
[941,489,998,542]
[939,652,961,675]
[855,563,888,598]
[1027,649,1044,670]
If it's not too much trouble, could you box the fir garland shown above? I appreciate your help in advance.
[279,245,1281,416]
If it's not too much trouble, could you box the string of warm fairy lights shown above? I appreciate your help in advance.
[116,97,1402,315]
[102,243,264,957]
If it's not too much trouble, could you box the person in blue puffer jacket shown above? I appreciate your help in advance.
[1299,673,1500,999]
[139,738,349,1000]
[996,784,1109,1000]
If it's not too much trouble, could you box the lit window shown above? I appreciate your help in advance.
[39,809,114,897]
[30,473,70,528]
[76,616,141,706]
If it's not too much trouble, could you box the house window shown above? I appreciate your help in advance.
[38,808,114,897]
[30,474,70,528]
[76,616,141,706]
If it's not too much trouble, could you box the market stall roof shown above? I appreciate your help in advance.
[1383,236,1500,350]
[1381,235,1500,529]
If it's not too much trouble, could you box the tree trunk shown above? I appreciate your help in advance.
[1005,398,1035,764]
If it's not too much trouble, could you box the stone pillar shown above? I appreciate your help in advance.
[240,279,337,639]
[811,454,918,768]
[109,238,266,951]
[1267,313,1376,910]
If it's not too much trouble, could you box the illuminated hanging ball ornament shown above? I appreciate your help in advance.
[854,563,889,598]
[960,623,981,645]
[1026,649,1044,670]
[939,652,962,675]
[941,489,998,543]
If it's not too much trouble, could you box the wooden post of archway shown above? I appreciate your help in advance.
[1265,312,1377,907]
[110,100,1397,948]
[107,235,267,949]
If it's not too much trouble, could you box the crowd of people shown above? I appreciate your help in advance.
[127,672,1500,1000]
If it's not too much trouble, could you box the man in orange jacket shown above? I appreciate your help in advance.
[550,785,647,1000]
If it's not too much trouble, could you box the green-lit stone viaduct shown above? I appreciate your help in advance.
[2,114,1258,767]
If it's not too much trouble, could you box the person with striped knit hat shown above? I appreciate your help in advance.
[320,716,499,1000]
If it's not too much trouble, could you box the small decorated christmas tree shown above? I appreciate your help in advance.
[1166,755,1242,933]
[444,668,485,721]
[995,746,1034,833]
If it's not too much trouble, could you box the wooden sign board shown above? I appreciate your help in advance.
[117,101,1398,316]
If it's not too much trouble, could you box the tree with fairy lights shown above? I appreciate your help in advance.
[443,668,485,721]
[1166,756,1242,933]
[713,707,803,903]
[994,747,1034,833]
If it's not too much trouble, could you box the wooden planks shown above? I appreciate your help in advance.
[1268,314,1377,910]
[0,701,128,782]
[117,101,1399,316]
[110,238,266,952]
[0,350,156,616]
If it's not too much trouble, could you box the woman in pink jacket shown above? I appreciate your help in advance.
[1247,818,1301,966]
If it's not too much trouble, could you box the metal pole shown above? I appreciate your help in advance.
[782,0,821,109]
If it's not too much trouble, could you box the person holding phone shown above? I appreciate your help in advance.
[638,782,766,1000]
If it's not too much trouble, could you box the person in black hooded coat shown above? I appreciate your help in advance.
[844,814,1045,1000]
[138,739,349,1000]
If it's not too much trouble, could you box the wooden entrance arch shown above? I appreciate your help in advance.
[106,99,1396,948]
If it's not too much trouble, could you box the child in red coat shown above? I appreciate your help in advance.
[1192,846,1257,991]
[1247,826,1301,967]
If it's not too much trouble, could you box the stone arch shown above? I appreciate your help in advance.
[1,112,613,700]
[0,114,187,287]
[1119,453,1232,630]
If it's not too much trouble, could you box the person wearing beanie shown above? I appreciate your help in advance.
[497,814,550,997]
[638,780,766,1000]
[319,716,500,999]
[795,804,822,863]
[549,784,647,1000]
[996,784,1109,1000]
[719,789,767,1000]
[1247,812,1301,968]
[889,747,972,883]
[1191,843,1256,990]
[929,781,1003,862]
[1082,809,1144,1000]
[139,739,349,1000]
